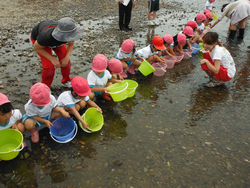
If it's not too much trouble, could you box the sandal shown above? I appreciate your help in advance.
[203,81,222,88]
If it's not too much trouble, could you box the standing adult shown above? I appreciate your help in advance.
[210,0,250,40]
[119,0,135,31]
[31,17,84,87]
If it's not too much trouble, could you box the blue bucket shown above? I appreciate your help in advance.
[50,117,76,143]
[191,43,201,54]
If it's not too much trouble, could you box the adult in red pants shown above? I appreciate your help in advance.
[200,32,236,87]
[31,17,83,87]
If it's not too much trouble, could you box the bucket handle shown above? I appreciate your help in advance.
[14,142,24,152]
[186,52,192,57]
[176,55,184,62]
[156,63,166,72]
[108,82,128,95]
[49,122,78,144]
[127,87,137,95]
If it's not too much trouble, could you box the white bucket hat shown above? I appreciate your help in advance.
[52,17,84,42]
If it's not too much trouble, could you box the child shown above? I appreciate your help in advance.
[56,76,102,130]
[162,34,175,56]
[194,13,206,35]
[186,21,202,44]
[204,12,213,27]
[108,58,124,83]
[23,83,70,143]
[200,32,236,87]
[173,33,187,54]
[147,0,164,26]
[87,54,113,101]
[116,39,143,78]
[205,0,215,13]
[137,36,165,64]
[181,26,193,51]
[0,93,25,133]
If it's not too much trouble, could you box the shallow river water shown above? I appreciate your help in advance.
[0,0,250,187]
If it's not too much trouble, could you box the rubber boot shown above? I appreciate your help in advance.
[228,30,237,40]
[237,28,245,39]
[121,71,128,78]
[29,128,39,143]
[127,66,136,75]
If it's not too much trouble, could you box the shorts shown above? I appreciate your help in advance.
[22,112,53,128]
[115,56,134,66]
[148,0,160,12]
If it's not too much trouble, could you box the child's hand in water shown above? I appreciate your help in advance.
[81,119,89,130]
[45,120,53,128]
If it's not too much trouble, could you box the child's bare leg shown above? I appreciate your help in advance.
[89,92,95,100]
[121,60,128,70]
[24,119,36,131]
[148,12,152,21]
[16,122,25,133]
[133,60,142,68]
[153,11,157,20]
[51,111,63,121]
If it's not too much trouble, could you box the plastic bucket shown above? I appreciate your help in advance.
[0,129,24,161]
[79,108,104,133]
[201,28,212,37]
[191,43,201,54]
[152,63,167,76]
[50,117,76,143]
[183,49,192,60]
[138,59,156,76]
[174,52,184,63]
[212,12,217,21]
[108,82,128,102]
[123,80,138,97]
[163,55,176,69]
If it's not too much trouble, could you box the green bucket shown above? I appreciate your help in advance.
[138,59,155,76]
[79,108,104,133]
[212,12,217,21]
[0,129,24,161]
[123,80,138,98]
[108,82,128,102]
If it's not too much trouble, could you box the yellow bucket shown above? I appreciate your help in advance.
[108,82,128,102]
[138,59,155,76]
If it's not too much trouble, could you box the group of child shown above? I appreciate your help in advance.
[0,0,236,160]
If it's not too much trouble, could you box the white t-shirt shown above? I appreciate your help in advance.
[205,1,213,10]
[116,48,138,60]
[197,22,205,31]
[24,94,57,118]
[0,109,22,130]
[137,45,158,59]
[56,90,90,108]
[209,45,236,78]
[87,70,112,88]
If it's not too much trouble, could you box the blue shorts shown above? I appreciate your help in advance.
[115,56,134,66]
[22,111,53,128]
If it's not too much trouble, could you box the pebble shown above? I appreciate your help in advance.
[113,160,123,166]
[24,152,30,159]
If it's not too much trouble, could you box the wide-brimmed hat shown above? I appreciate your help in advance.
[52,17,84,42]
[30,83,51,106]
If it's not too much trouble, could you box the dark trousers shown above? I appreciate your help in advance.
[119,0,133,29]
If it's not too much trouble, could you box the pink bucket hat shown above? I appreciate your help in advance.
[92,54,108,72]
[177,34,187,46]
[186,20,198,29]
[183,26,193,37]
[121,39,135,53]
[152,36,165,50]
[206,12,213,19]
[71,76,91,96]
[162,34,173,45]
[211,0,215,2]
[196,13,206,22]
[30,83,50,106]
[0,93,11,106]
[108,59,123,74]
[204,9,211,15]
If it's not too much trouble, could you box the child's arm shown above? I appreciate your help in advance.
[168,46,175,56]
[90,87,109,94]
[33,116,53,129]
[154,54,165,63]
[121,57,136,62]
[110,74,123,83]
[53,106,71,118]
[87,100,102,113]
[135,54,144,61]
[11,120,22,131]
[68,106,90,130]
[187,41,192,51]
